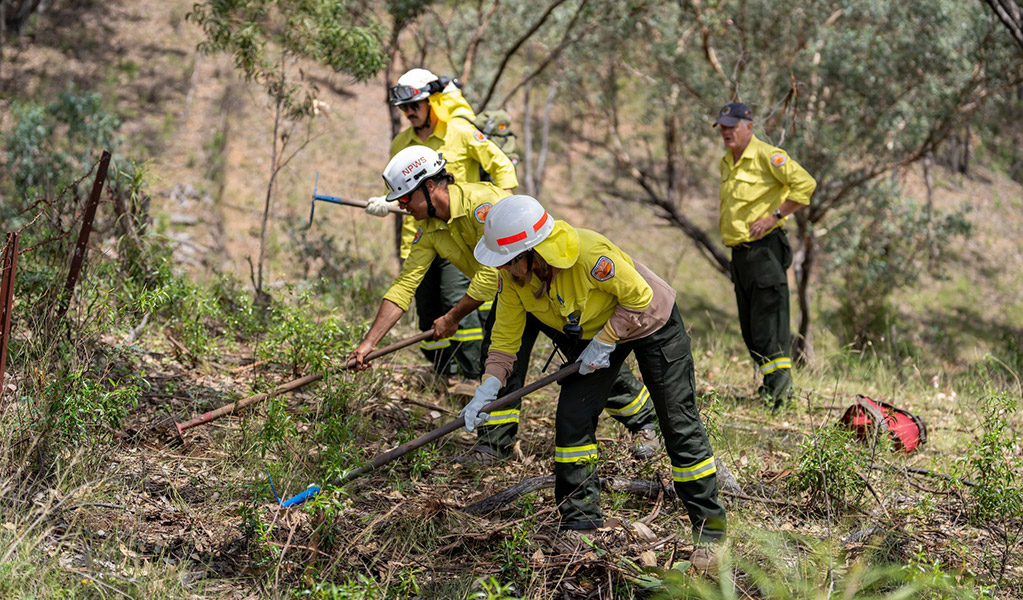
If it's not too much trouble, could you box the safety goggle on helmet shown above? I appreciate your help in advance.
[389,68,449,106]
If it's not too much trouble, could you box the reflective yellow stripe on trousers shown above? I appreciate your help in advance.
[419,327,483,350]
[483,409,520,426]
[673,456,717,482]
[555,444,598,463]
[604,386,650,417]
[451,327,483,342]
[760,357,792,375]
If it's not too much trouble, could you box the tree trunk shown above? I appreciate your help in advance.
[385,23,404,261]
[793,216,815,364]
[522,81,534,196]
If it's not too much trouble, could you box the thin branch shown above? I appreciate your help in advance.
[496,0,594,108]
[459,0,501,84]
[477,0,571,109]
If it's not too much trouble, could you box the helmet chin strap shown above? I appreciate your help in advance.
[422,183,437,219]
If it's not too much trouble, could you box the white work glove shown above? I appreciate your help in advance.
[364,195,390,217]
[460,377,500,432]
[578,338,615,375]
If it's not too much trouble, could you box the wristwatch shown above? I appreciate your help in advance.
[773,209,783,220]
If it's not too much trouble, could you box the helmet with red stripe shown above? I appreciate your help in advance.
[473,195,554,267]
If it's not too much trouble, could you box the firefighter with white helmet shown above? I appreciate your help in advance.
[351,146,506,374]
[362,67,518,394]
[467,195,726,568]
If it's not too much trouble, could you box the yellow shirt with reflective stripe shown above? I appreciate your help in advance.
[383,182,508,311]
[490,223,654,357]
[392,117,519,258]
[718,135,816,247]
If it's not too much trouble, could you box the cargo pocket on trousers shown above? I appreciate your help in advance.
[659,333,691,364]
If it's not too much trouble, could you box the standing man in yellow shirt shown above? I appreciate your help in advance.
[714,102,817,411]
[364,68,518,388]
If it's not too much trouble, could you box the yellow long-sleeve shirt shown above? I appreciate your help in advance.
[487,223,654,357]
[382,182,509,311]
[718,135,816,247]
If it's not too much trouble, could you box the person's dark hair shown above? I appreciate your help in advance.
[427,169,455,187]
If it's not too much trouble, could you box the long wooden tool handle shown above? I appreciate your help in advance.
[333,362,581,486]
[314,194,406,215]
[175,330,436,436]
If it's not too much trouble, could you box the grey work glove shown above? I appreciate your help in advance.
[578,338,615,375]
[364,195,390,217]
[460,376,500,432]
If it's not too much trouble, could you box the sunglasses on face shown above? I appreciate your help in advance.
[398,101,426,114]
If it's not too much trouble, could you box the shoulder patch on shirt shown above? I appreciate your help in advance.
[474,203,492,224]
[590,256,615,282]
[472,129,487,143]
[412,227,423,244]
[497,274,503,294]
[770,152,787,167]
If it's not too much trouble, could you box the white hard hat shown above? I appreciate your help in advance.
[389,68,440,105]
[473,195,554,267]
[382,146,447,201]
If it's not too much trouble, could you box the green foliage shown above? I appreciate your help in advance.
[45,371,141,446]
[497,523,531,589]
[789,424,865,513]
[967,390,1022,524]
[186,0,386,120]
[2,86,121,201]
[469,578,523,600]
[259,394,298,458]
[823,177,972,350]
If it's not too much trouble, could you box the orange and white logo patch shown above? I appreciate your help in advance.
[590,256,615,281]
[770,153,787,167]
[412,227,423,244]
[474,203,492,224]
[472,129,487,143]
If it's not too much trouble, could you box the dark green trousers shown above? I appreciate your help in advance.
[414,257,484,380]
[730,228,794,407]
[476,306,657,453]
[553,306,726,543]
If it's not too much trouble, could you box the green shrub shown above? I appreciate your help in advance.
[788,424,866,514]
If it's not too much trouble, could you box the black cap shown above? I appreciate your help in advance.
[713,102,753,127]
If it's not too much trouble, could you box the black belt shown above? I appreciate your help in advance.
[731,227,783,250]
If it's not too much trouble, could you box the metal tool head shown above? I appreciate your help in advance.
[305,172,321,230]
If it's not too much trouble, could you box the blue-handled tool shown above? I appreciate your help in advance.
[274,362,581,508]
[281,485,322,507]
[306,172,405,228]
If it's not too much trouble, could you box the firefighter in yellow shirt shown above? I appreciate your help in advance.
[714,102,817,410]
[466,195,725,567]
[363,68,518,389]
[354,148,660,465]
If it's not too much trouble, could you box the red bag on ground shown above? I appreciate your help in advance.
[839,395,927,454]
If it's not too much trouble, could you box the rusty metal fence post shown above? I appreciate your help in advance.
[0,231,20,402]
[55,149,111,321]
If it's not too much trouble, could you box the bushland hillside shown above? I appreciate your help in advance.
[1,0,1022,598]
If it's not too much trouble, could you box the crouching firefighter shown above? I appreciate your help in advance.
[466,195,726,567]
[350,148,660,464]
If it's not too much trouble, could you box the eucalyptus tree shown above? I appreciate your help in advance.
[553,0,1023,360]
[187,0,386,302]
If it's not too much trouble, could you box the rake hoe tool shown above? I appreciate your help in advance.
[278,362,582,507]
[174,330,436,439]
[306,172,406,228]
